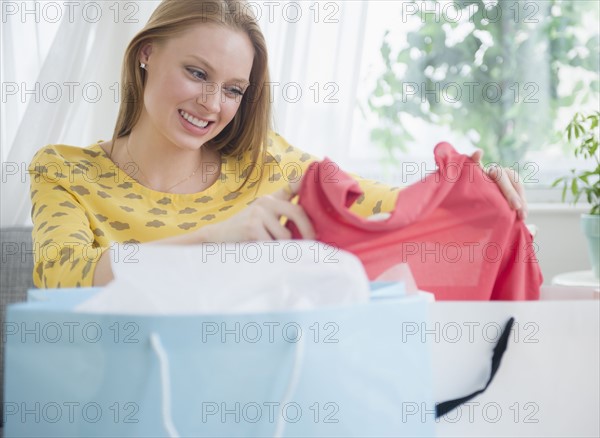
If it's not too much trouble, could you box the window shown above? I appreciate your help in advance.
[347,0,599,200]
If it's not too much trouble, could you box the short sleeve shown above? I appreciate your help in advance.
[29,146,107,288]
[347,175,401,217]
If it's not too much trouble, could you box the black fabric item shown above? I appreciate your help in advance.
[435,317,515,418]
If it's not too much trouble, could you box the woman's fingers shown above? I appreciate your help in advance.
[508,168,528,220]
[487,165,528,220]
[470,149,528,221]
[271,180,302,200]
[262,211,292,240]
[272,198,315,240]
[254,194,315,240]
[470,148,484,163]
[268,180,315,239]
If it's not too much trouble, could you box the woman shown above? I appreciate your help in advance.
[29,0,526,288]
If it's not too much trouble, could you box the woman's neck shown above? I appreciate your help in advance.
[115,121,220,194]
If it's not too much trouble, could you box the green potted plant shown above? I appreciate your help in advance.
[552,111,600,278]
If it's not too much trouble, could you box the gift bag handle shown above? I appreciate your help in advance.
[149,332,307,438]
[150,333,181,438]
[274,335,307,438]
[435,317,515,418]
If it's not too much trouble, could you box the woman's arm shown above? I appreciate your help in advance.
[30,150,102,288]
[92,184,315,286]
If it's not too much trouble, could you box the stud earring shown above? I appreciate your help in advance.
[140,62,146,70]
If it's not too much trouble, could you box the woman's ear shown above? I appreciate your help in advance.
[139,43,153,65]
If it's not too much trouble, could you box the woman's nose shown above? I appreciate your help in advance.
[197,82,221,113]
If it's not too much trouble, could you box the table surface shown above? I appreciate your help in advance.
[433,300,599,438]
[552,270,600,289]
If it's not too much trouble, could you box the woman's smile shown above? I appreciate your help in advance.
[178,109,214,133]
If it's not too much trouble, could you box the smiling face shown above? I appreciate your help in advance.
[139,23,255,151]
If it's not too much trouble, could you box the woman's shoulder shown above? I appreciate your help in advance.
[265,131,320,169]
[30,141,105,167]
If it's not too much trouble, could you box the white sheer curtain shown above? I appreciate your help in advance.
[1,1,155,226]
[258,1,368,161]
[1,1,368,226]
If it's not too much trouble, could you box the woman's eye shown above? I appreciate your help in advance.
[187,68,207,80]
[226,87,244,97]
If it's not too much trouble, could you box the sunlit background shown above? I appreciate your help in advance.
[2,0,599,226]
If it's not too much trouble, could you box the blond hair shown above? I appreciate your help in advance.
[110,0,271,190]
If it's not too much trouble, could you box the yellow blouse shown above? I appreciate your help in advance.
[29,132,400,288]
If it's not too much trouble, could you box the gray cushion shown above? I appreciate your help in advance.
[1,226,35,299]
[1,226,34,428]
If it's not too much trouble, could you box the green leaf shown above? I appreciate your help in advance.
[571,178,579,196]
[396,49,411,64]
[567,123,573,142]
[380,39,391,62]
[572,80,585,95]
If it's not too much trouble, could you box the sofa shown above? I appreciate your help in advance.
[0,226,35,431]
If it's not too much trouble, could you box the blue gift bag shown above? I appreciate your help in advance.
[4,284,436,437]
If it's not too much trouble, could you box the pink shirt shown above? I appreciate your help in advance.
[288,142,543,300]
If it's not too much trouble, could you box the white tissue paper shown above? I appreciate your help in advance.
[76,241,370,315]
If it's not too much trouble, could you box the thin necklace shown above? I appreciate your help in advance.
[124,137,203,193]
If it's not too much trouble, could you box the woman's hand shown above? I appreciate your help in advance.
[470,149,528,220]
[199,181,314,242]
